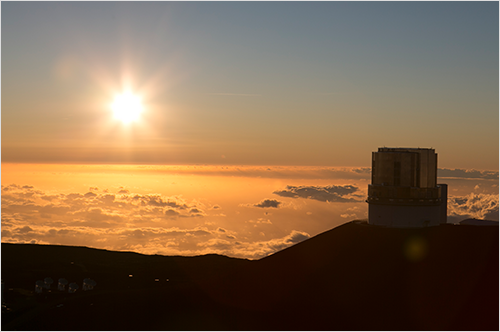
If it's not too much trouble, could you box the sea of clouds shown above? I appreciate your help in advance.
[1,166,497,259]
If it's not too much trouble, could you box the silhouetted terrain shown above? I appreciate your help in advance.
[2,221,498,330]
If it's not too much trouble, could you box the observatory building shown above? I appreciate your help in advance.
[367,147,447,227]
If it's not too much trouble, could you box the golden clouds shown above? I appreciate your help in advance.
[0,183,313,259]
[2,164,497,259]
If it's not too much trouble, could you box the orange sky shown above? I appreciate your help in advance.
[2,163,498,258]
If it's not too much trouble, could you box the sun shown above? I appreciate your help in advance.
[111,91,143,124]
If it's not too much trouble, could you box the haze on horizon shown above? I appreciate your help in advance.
[1,2,498,258]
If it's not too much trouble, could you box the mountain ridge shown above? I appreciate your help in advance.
[2,221,498,330]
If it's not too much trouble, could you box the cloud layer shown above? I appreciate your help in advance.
[438,168,498,180]
[1,184,310,259]
[2,166,497,259]
[447,193,499,223]
[273,185,362,203]
[254,199,282,208]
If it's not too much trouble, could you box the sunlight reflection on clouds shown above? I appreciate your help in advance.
[1,164,498,259]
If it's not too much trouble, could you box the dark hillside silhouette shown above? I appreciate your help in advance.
[2,221,498,330]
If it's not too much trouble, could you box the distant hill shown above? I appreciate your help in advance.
[459,218,499,226]
[2,221,498,330]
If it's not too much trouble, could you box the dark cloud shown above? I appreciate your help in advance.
[130,194,188,209]
[123,165,494,181]
[38,205,72,215]
[118,166,372,180]
[2,203,39,214]
[166,201,187,209]
[119,227,212,238]
[66,193,83,200]
[186,229,212,236]
[147,196,169,207]
[40,194,59,201]
[438,168,498,180]
[128,229,148,239]
[98,194,115,204]
[186,210,205,217]
[165,209,180,217]
[16,226,34,234]
[80,208,123,222]
[274,185,361,202]
[2,185,42,199]
[67,219,119,229]
[161,166,494,181]
[1,194,33,204]
[272,190,297,198]
[254,199,282,208]
[352,168,371,174]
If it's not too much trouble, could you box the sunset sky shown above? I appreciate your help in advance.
[2,2,498,259]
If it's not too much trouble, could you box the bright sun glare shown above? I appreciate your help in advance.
[111,92,143,124]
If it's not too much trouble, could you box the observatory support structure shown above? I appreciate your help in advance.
[367,147,448,227]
